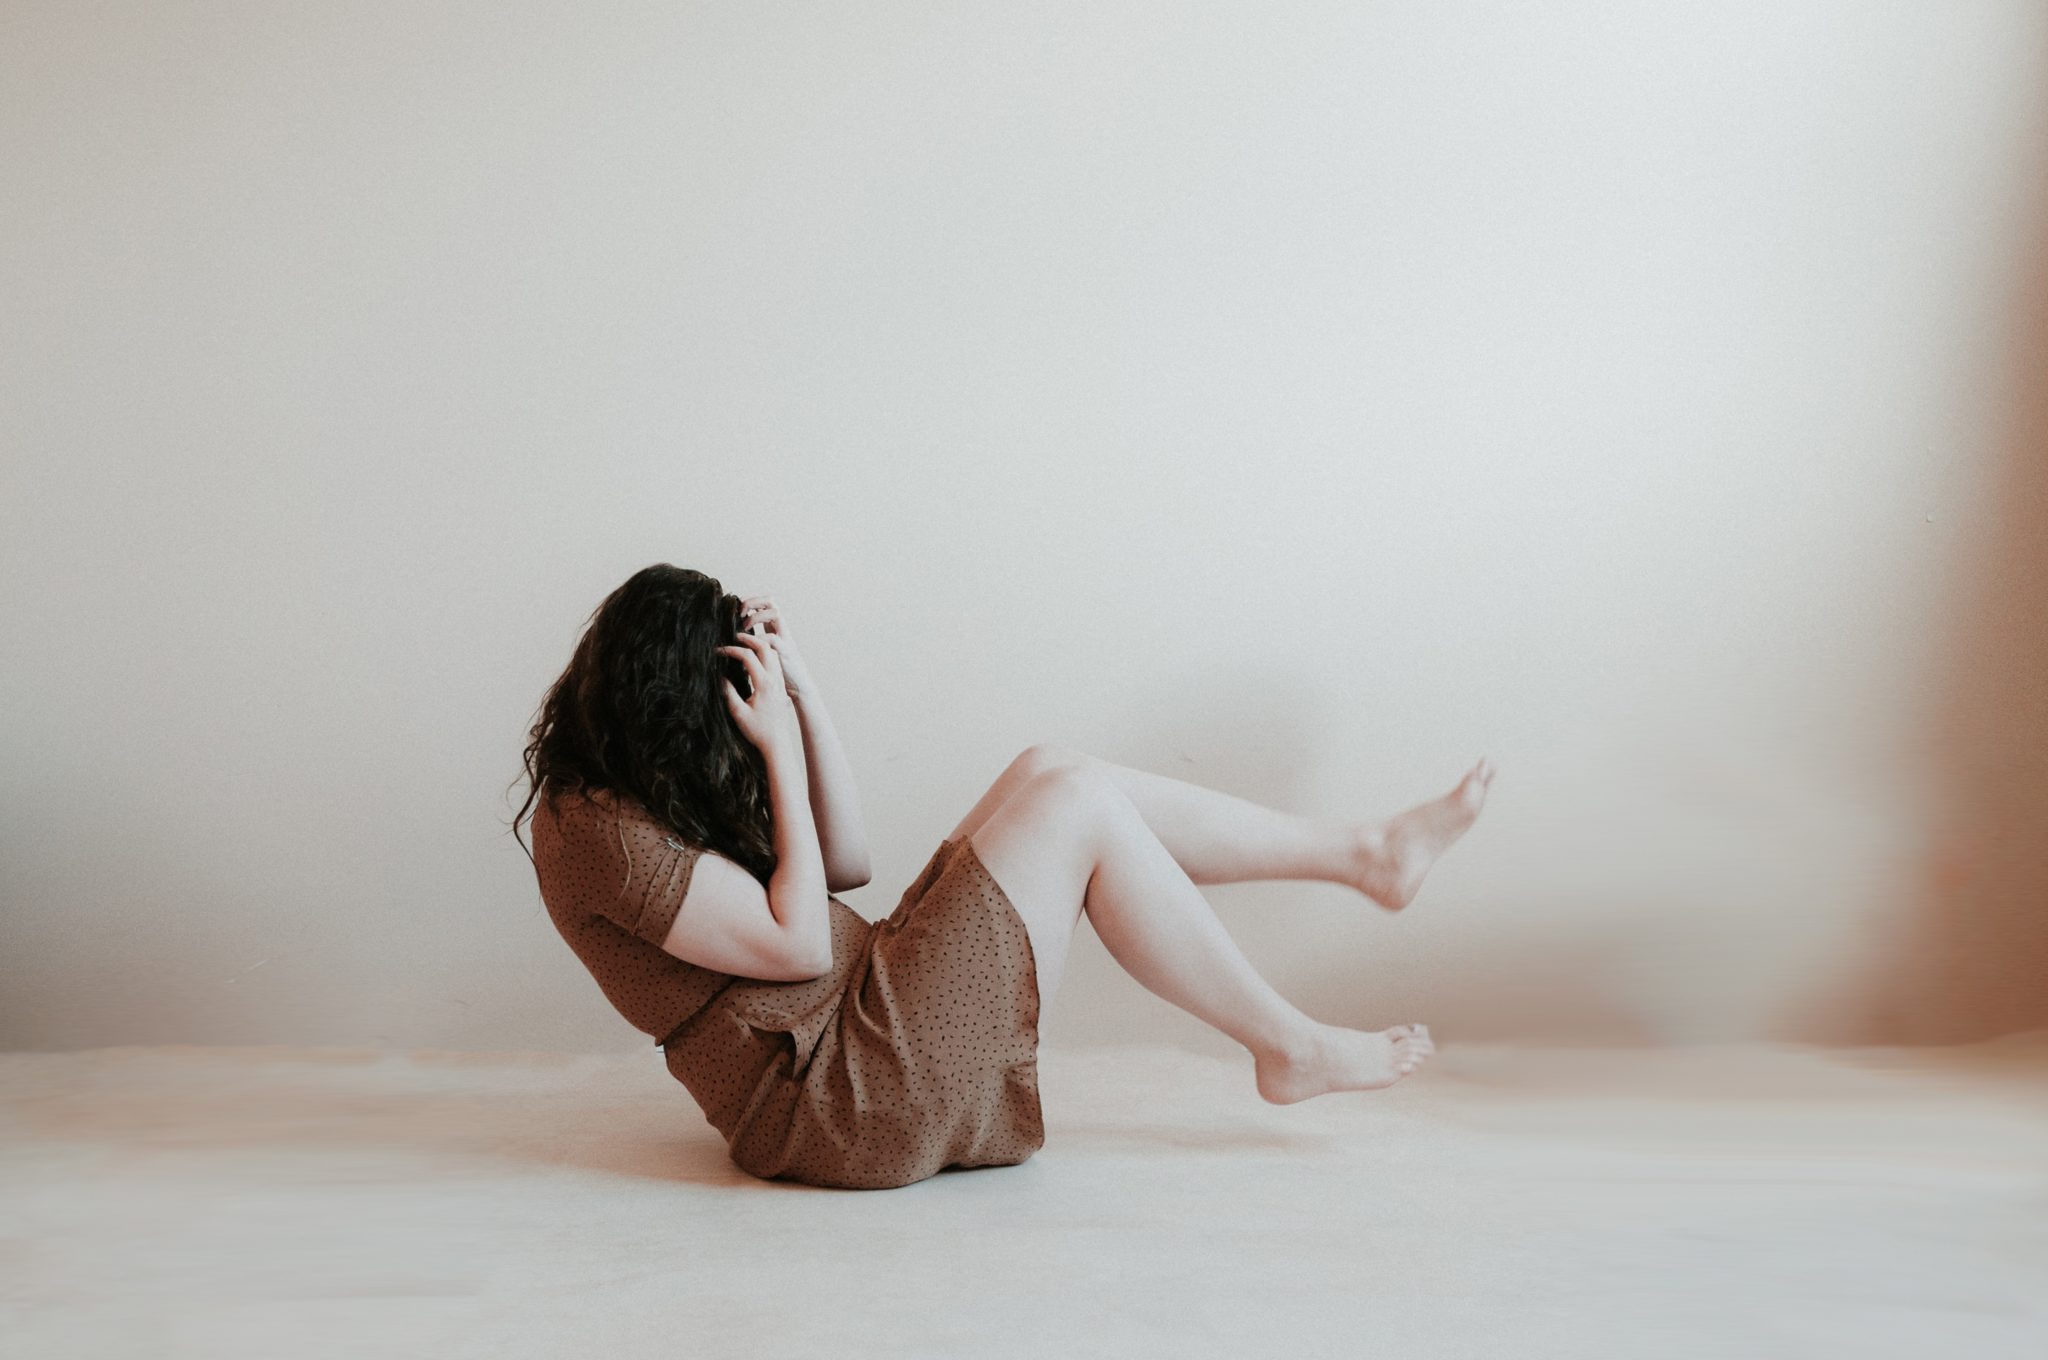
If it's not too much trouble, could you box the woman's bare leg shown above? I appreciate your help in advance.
[948,742,1494,911]
[964,763,1436,1103]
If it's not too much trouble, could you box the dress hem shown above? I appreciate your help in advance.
[946,834,1047,1156]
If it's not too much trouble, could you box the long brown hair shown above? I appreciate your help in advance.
[511,564,775,880]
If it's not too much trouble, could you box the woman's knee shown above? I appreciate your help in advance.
[1010,741,1091,784]
[1012,761,1126,834]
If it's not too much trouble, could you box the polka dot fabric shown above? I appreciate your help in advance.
[531,787,1045,1191]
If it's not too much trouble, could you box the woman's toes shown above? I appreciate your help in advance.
[1386,1026,1432,1075]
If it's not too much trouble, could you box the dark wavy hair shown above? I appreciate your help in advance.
[511,564,776,880]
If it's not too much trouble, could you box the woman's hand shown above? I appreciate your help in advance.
[717,632,803,768]
[736,594,815,699]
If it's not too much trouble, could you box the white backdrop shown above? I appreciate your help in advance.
[4,2,2045,1053]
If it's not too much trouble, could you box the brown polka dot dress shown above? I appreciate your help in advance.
[529,786,1045,1190]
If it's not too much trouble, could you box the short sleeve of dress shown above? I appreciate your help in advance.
[597,817,707,950]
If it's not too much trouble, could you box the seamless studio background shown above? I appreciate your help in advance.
[4,2,2046,1056]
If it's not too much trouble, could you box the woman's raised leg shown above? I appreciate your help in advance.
[949,742,1494,911]
[965,763,1436,1104]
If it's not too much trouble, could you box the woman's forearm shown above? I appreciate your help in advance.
[764,746,834,969]
[790,683,873,890]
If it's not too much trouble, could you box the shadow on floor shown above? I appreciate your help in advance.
[5,1047,754,1188]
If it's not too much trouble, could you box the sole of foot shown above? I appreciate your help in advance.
[1354,757,1495,912]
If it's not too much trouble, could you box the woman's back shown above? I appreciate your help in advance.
[529,785,743,1045]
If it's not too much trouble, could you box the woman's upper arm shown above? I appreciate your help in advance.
[554,796,827,983]
[654,845,829,982]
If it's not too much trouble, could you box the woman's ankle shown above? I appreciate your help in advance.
[1247,1017,1323,1073]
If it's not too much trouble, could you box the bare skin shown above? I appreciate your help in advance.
[948,744,1495,1105]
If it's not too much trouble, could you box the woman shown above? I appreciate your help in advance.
[514,564,1490,1191]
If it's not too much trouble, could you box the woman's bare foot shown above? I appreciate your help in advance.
[1255,1022,1435,1105]
[1350,758,1495,912]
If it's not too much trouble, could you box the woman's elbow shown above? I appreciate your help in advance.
[828,860,873,894]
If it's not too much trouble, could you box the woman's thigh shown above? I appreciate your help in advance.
[959,763,1123,1012]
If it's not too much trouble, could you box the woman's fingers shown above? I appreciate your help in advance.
[732,630,788,685]
[720,636,787,693]
[726,633,782,680]
[739,595,782,637]
[716,642,768,691]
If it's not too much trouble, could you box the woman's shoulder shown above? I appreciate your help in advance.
[539,784,694,848]
[533,783,625,848]
[532,785,674,888]
[540,782,631,816]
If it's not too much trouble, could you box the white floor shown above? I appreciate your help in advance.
[4,1036,2045,1359]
